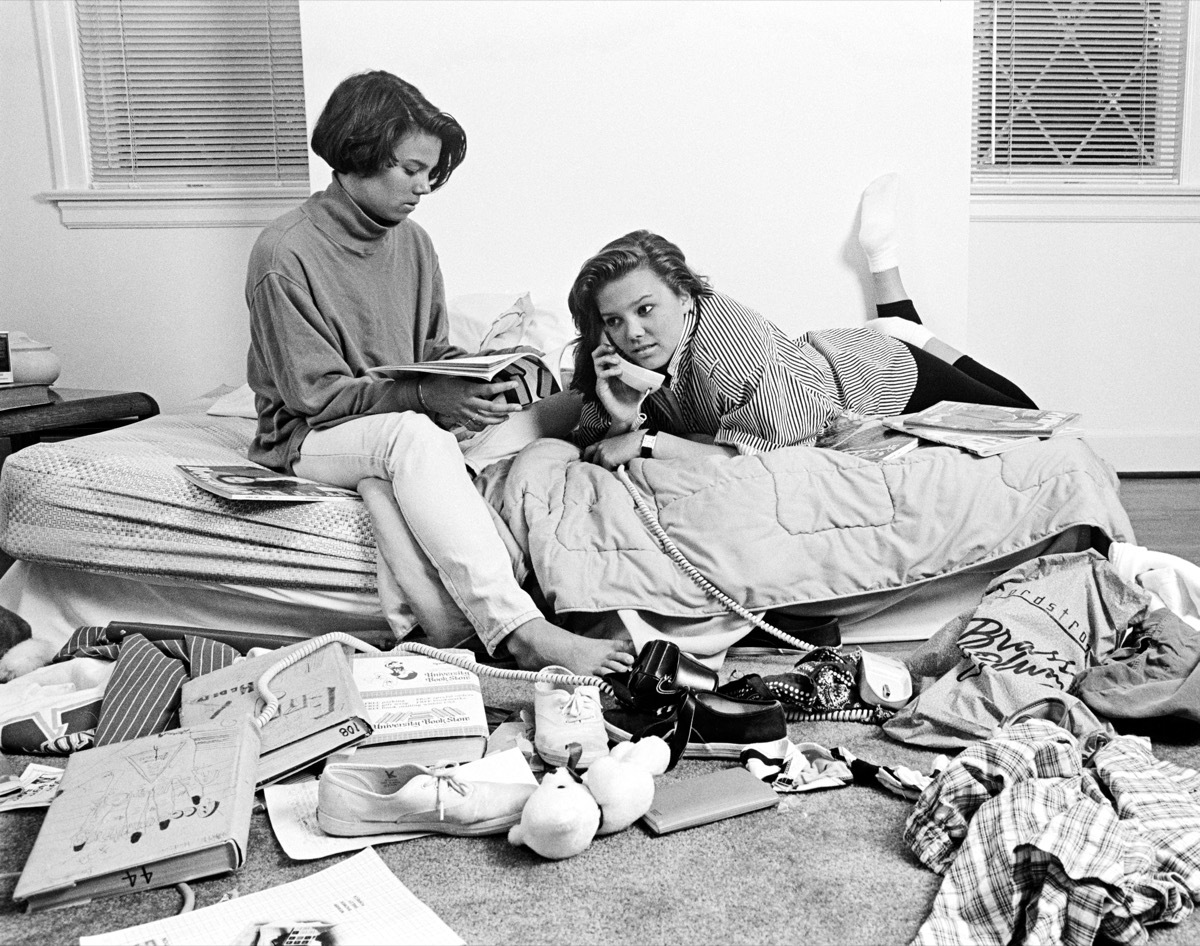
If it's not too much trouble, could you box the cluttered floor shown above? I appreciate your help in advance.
[0,478,1198,946]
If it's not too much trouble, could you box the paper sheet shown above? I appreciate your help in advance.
[264,747,537,860]
[80,847,462,946]
[0,762,64,812]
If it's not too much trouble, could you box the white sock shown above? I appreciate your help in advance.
[858,172,901,273]
[865,316,932,348]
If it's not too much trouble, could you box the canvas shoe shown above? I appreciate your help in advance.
[316,762,535,838]
[532,666,609,769]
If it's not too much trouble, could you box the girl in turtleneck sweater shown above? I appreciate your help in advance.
[246,70,633,677]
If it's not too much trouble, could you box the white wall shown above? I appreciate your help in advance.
[299,0,971,342]
[969,215,1200,472]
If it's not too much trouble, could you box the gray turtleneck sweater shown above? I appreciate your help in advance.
[246,176,463,471]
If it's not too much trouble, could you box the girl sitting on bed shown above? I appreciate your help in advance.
[569,175,1037,470]
[245,70,633,677]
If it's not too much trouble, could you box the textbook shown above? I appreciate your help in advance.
[13,720,259,912]
[325,653,488,769]
[814,413,920,462]
[369,351,559,407]
[178,464,359,502]
[179,641,372,787]
[0,382,52,411]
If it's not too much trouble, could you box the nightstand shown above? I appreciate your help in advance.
[0,387,159,458]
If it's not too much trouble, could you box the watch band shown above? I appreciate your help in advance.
[640,429,658,459]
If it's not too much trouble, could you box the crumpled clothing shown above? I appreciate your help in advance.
[906,719,1200,946]
[1072,607,1200,724]
[1110,542,1200,633]
[830,745,949,802]
[885,551,1149,750]
[0,658,114,754]
[55,625,241,747]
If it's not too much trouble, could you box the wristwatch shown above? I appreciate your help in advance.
[639,429,658,459]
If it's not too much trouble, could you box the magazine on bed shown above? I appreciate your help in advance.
[881,406,1084,458]
[893,400,1082,436]
[368,351,559,406]
[178,465,359,502]
[814,412,920,462]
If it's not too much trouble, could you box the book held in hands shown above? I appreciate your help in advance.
[14,720,260,912]
[326,653,489,769]
[179,640,372,787]
[369,351,559,407]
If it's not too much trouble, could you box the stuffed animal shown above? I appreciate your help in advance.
[509,736,670,858]
[583,737,669,835]
[507,765,601,860]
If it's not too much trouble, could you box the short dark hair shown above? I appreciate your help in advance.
[311,70,466,187]
[567,230,709,398]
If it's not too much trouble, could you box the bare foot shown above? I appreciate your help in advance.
[503,617,635,676]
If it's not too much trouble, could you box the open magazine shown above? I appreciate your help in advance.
[815,413,921,462]
[178,465,359,501]
[369,351,559,406]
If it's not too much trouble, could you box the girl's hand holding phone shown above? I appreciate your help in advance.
[592,338,656,430]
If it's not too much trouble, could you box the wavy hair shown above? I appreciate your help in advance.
[311,70,466,187]
[567,230,709,398]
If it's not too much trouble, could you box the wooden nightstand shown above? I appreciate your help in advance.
[0,387,159,457]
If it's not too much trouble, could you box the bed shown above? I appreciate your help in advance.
[0,392,1135,655]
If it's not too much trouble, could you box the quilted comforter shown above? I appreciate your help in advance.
[496,436,1135,619]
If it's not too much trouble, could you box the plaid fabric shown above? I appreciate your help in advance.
[906,720,1200,945]
[902,720,1200,941]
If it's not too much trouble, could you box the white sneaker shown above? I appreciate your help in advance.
[317,762,535,837]
[533,666,609,769]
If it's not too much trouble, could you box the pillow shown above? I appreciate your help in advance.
[206,383,257,419]
[448,292,577,379]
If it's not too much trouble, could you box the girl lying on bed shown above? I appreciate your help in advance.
[245,70,634,678]
[569,175,1036,469]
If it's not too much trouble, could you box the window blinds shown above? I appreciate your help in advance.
[972,0,1189,184]
[74,0,308,188]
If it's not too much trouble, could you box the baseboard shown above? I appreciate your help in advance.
[1083,431,1200,474]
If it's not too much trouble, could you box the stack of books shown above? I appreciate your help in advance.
[881,401,1083,457]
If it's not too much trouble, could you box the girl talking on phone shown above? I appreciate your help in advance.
[568,175,1036,470]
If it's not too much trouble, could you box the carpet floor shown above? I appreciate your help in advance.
[3,651,1200,945]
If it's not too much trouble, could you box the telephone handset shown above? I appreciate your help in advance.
[604,333,666,394]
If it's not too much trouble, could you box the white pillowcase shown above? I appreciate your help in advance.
[206,383,257,419]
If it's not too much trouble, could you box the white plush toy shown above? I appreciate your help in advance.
[583,737,670,835]
[508,736,670,859]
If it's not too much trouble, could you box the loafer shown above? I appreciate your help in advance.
[316,762,536,837]
[604,690,787,769]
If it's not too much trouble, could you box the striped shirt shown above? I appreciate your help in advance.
[573,290,918,453]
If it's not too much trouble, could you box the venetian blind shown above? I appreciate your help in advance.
[74,0,308,188]
[972,0,1189,184]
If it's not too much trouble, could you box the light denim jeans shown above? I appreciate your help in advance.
[293,393,582,654]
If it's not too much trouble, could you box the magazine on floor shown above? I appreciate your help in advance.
[178,464,360,501]
[369,351,559,406]
[79,847,463,946]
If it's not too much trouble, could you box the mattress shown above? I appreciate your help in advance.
[0,412,377,592]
